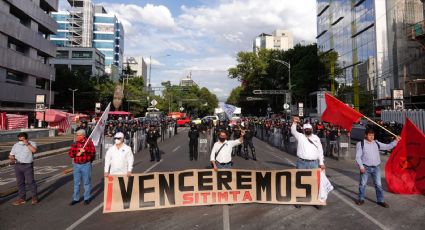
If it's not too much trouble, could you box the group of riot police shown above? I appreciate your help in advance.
[187,119,257,161]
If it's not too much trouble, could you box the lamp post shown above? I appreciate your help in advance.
[148,54,171,91]
[49,74,52,109]
[273,59,291,105]
[68,88,78,114]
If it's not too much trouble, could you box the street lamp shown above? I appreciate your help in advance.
[273,59,291,104]
[68,88,78,114]
[49,74,52,109]
[148,54,171,89]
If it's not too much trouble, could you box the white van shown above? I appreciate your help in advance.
[202,115,219,126]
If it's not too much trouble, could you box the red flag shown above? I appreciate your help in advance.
[320,93,363,131]
[385,118,425,194]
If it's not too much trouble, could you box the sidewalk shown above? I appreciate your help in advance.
[0,134,74,162]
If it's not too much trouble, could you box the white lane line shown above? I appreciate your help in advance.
[333,191,389,230]
[223,205,230,230]
[65,160,163,230]
[266,151,296,167]
[172,146,181,152]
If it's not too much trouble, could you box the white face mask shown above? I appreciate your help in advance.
[18,141,24,145]
[114,139,123,145]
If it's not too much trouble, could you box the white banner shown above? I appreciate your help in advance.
[90,103,111,146]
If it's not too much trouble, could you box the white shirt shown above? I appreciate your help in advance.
[104,144,134,175]
[291,124,324,165]
[210,139,242,163]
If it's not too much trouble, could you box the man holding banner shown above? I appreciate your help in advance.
[210,130,244,171]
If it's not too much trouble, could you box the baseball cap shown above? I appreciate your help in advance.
[114,132,124,139]
[303,123,313,129]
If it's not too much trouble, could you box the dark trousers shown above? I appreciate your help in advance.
[15,163,37,199]
[244,140,256,160]
[189,140,198,160]
[149,143,160,161]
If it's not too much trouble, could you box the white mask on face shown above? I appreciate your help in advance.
[18,141,24,145]
[114,139,122,145]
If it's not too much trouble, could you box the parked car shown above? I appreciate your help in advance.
[192,118,202,125]
[202,115,219,126]
[177,117,191,126]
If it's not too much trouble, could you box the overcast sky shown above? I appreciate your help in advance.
[59,0,317,101]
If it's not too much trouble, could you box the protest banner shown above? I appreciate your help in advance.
[104,169,322,213]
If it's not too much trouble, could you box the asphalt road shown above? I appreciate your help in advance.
[0,128,424,230]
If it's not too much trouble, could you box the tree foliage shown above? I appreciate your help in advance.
[227,44,333,116]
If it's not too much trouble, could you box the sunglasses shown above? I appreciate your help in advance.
[114,137,123,140]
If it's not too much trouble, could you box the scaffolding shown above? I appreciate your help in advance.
[67,0,93,47]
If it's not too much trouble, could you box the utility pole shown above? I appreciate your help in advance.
[68,88,78,114]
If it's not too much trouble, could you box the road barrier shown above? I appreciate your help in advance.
[381,109,425,132]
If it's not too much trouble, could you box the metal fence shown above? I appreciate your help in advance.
[381,110,425,132]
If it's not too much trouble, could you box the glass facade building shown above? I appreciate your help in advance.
[317,0,425,109]
[50,12,70,47]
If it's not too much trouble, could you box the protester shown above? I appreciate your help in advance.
[9,132,38,205]
[291,116,325,209]
[69,129,96,205]
[232,121,242,156]
[104,132,134,176]
[210,130,244,171]
[188,123,199,161]
[355,128,400,208]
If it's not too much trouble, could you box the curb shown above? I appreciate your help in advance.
[0,147,70,168]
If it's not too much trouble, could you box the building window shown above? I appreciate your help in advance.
[72,51,93,59]
[6,71,25,85]
[56,50,69,58]
[36,78,47,89]
[8,38,27,54]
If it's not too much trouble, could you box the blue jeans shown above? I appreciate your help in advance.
[73,162,92,201]
[296,159,319,169]
[217,162,233,169]
[359,165,384,203]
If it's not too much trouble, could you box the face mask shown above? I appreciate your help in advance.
[219,137,226,142]
[18,141,24,145]
[305,130,312,136]
[114,139,122,144]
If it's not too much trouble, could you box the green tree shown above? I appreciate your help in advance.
[226,86,243,106]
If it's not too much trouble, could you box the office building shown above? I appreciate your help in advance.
[51,47,105,76]
[0,0,58,111]
[253,29,294,52]
[50,0,124,80]
[317,0,425,109]
[179,73,198,87]
[124,56,148,84]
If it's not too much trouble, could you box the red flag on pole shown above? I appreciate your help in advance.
[320,93,363,131]
[385,118,425,194]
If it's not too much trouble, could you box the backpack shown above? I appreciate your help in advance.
[360,140,380,152]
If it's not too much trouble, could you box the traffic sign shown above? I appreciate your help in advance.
[151,99,158,107]
[393,100,404,110]
[179,107,184,112]
[253,90,289,95]
[35,104,45,111]
[283,103,289,109]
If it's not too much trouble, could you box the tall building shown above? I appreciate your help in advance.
[179,73,198,87]
[50,0,124,80]
[0,0,58,111]
[387,0,425,107]
[93,5,124,76]
[253,29,294,52]
[317,0,425,109]
[123,56,148,84]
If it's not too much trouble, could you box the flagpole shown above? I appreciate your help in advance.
[362,115,398,138]
[82,102,111,148]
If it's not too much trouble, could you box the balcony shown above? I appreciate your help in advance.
[407,20,425,41]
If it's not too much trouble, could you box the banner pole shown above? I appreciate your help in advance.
[362,115,397,138]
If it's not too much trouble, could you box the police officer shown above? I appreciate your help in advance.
[232,122,242,156]
[188,123,200,161]
[76,120,92,136]
[243,123,256,160]
[146,125,161,162]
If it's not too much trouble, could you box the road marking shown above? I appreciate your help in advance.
[223,205,230,230]
[266,151,296,167]
[333,191,389,230]
[172,146,181,152]
[65,160,163,230]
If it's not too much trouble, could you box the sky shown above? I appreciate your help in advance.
[59,0,317,101]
